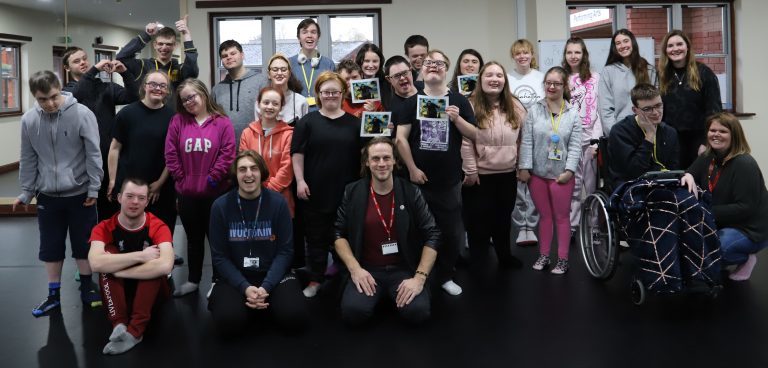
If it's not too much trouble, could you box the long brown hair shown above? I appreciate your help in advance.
[470,62,522,130]
[705,112,750,163]
[561,37,592,82]
[605,29,651,84]
[659,30,701,94]
[175,78,227,117]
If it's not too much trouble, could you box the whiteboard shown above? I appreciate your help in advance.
[537,37,655,74]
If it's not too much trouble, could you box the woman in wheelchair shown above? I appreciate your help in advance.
[682,112,768,281]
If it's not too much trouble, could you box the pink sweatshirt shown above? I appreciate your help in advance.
[165,113,236,197]
[462,99,527,175]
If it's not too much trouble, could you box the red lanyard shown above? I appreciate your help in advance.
[707,158,723,192]
[369,184,395,240]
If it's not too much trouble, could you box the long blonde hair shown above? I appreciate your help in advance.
[470,62,522,130]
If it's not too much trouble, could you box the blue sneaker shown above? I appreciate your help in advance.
[32,296,61,317]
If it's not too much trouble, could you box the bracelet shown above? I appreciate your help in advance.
[415,270,428,278]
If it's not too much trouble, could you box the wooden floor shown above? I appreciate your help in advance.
[1,216,768,368]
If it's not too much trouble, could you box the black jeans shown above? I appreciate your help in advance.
[421,182,464,285]
[208,274,308,336]
[341,266,430,325]
[462,172,518,264]
[177,195,215,284]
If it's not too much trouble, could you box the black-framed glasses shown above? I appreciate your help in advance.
[387,71,410,80]
[181,93,198,105]
[319,90,342,97]
[544,81,564,88]
[146,81,168,90]
[423,60,446,68]
[638,103,664,113]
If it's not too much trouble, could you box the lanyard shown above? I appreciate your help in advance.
[154,59,172,76]
[300,63,316,98]
[549,99,565,134]
[236,193,263,256]
[708,159,723,192]
[635,119,668,171]
[369,184,395,241]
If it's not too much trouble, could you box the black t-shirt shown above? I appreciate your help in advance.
[113,102,175,188]
[394,90,477,188]
[290,111,363,213]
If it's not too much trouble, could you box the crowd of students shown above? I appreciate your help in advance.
[13,16,768,354]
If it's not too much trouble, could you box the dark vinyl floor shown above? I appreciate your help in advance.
[2,216,768,368]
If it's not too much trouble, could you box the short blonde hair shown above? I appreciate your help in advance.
[510,39,538,70]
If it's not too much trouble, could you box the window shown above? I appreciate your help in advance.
[566,2,733,109]
[0,42,21,115]
[217,17,263,81]
[682,5,728,107]
[212,11,380,84]
[330,15,374,62]
[95,49,115,82]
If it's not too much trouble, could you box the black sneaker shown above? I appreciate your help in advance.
[81,289,103,308]
[32,296,61,317]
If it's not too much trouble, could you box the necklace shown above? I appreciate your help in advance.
[673,70,685,86]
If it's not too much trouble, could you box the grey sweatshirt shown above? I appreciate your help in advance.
[598,62,657,135]
[18,92,103,204]
[212,69,268,142]
[518,99,582,179]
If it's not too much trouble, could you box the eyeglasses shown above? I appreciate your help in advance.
[319,90,342,97]
[638,103,664,113]
[181,93,198,105]
[146,81,168,90]
[544,81,564,88]
[387,71,410,80]
[269,66,288,73]
[423,60,446,68]
[123,193,148,202]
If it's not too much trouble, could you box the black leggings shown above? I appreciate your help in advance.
[462,172,518,263]
[177,195,215,284]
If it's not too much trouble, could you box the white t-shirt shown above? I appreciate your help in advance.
[507,68,545,110]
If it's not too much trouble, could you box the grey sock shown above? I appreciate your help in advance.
[103,330,142,355]
[173,282,199,297]
[109,323,127,342]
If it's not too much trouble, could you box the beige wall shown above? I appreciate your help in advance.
[0,4,140,165]
[184,0,517,86]
[733,0,768,170]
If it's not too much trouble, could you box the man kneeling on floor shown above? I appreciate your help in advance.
[335,137,440,325]
[88,178,174,355]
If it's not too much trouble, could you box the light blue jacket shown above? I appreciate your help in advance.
[18,92,103,204]
[519,99,582,179]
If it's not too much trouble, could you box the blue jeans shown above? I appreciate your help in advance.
[718,228,768,265]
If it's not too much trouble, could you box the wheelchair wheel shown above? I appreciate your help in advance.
[578,191,619,280]
[631,278,646,305]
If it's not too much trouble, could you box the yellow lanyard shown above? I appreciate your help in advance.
[549,99,565,134]
[300,63,316,97]
[154,59,172,76]
[635,119,668,171]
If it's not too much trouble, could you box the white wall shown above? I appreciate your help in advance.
[0,4,140,166]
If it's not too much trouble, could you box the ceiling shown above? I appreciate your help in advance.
[0,0,178,31]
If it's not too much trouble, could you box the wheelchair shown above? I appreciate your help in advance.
[577,138,720,305]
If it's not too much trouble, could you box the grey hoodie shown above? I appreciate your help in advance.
[18,92,103,204]
[598,62,657,135]
[212,69,268,142]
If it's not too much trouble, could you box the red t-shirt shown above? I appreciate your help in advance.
[361,190,402,267]
[90,212,173,254]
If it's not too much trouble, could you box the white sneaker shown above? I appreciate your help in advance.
[517,229,537,246]
[206,282,215,299]
[441,280,463,296]
[303,282,321,298]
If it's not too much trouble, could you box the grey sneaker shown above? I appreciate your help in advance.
[532,255,550,271]
[551,259,569,275]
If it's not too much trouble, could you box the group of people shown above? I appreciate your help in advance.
[13,15,768,355]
